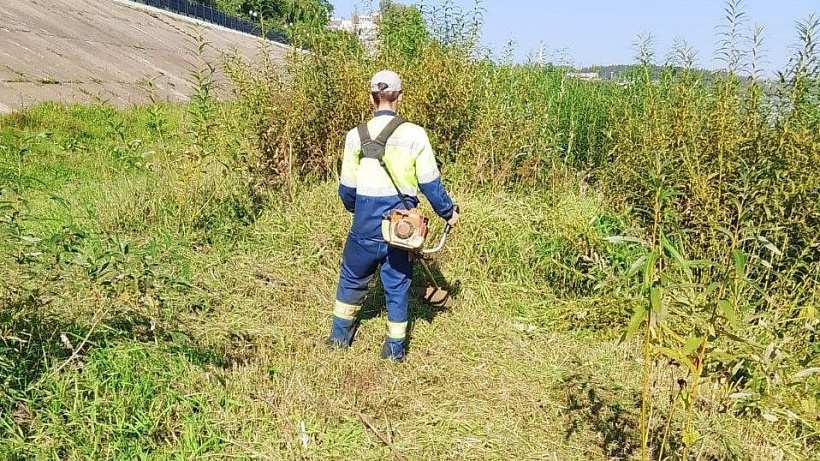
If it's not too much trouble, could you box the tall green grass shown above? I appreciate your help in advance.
[1,102,651,459]
[224,0,820,456]
[0,0,818,458]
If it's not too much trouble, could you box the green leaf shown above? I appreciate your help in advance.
[627,254,648,277]
[660,323,686,344]
[746,279,774,305]
[793,367,820,380]
[757,235,783,256]
[656,346,681,361]
[621,305,647,343]
[649,286,662,312]
[679,356,698,375]
[657,346,698,374]
[683,429,699,447]
[689,258,716,269]
[732,249,747,278]
[718,299,740,330]
[716,226,734,240]
[710,351,737,362]
[661,234,692,279]
[722,331,759,347]
[49,194,70,210]
[704,281,721,295]
[19,235,41,244]
[681,336,703,356]
[604,235,650,247]
[642,251,658,289]
[659,188,683,201]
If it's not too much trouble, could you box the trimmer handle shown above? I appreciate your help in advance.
[443,204,460,234]
[421,205,459,256]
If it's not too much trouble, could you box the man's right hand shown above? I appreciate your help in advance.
[447,209,460,228]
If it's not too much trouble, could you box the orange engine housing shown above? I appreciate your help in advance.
[381,208,429,251]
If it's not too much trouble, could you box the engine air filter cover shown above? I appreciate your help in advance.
[395,219,415,239]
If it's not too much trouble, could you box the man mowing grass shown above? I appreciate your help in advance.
[326,70,460,362]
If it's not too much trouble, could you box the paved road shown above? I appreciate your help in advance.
[0,0,288,112]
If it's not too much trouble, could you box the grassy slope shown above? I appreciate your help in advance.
[0,104,810,460]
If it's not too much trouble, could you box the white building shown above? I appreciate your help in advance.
[566,72,601,81]
[329,13,380,54]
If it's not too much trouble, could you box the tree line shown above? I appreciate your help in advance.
[193,0,334,37]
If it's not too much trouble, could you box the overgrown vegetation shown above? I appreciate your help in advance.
[1,0,818,459]
[196,0,334,37]
[225,0,819,457]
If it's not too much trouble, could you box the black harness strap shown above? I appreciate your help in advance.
[356,123,374,152]
[375,116,407,146]
[357,116,413,209]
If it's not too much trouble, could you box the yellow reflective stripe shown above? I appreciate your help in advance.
[356,181,417,198]
[416,167,440,185]
[333,301,361,320]
[386,321,407,339]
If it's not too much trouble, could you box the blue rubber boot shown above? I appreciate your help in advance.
[380,337,406,362]
[326,316,357,349]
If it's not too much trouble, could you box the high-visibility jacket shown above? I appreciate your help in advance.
[338,111,455,238]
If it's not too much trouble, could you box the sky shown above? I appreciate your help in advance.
[329,0,819,77]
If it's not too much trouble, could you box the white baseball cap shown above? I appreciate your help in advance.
[370,70,402,92]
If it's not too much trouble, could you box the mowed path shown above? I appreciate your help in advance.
[0,0,287,112]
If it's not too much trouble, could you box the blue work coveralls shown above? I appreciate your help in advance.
[328,110,455,360]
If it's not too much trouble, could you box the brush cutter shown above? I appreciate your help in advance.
[356,117,457,307]
[411,205,458,307]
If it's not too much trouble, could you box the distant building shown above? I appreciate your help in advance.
[566,72,601,81]
[328,12,380,54]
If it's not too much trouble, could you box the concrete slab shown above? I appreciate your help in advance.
[0,0,288,113]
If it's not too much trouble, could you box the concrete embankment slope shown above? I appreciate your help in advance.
[0,0,288,113]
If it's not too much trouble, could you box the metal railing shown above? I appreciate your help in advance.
[135,0,289,44]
